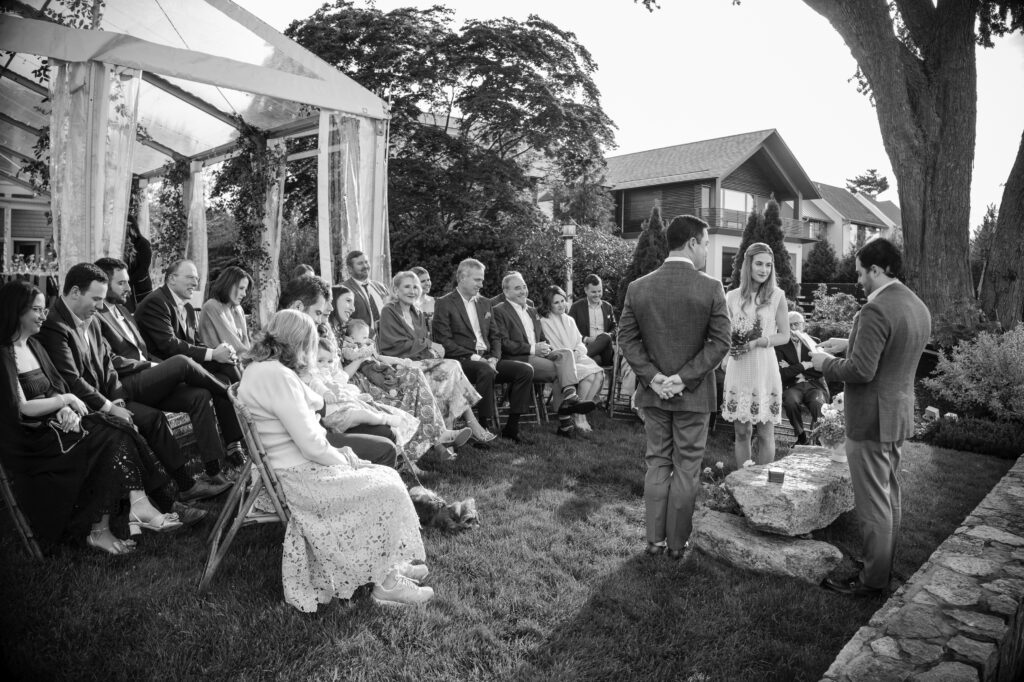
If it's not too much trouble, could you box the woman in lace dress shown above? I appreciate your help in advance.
[720,243,790,467]
[0,281,179,555]
[537,285,605,433]
[238,310,433,611]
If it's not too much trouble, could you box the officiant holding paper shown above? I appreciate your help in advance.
[775,311,829,445]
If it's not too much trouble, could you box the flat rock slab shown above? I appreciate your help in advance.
[724,447,855,536]
[692,508,843,584]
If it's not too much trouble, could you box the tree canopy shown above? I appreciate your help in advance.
[845,169,890,197]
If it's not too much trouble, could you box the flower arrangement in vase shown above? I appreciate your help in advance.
[813,392,847,463]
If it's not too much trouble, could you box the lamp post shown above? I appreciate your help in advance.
[561,222,577,295]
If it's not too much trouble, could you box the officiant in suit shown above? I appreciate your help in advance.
[619,215,731,559]
[341,250,390,336]
[134,259,240,386]
[776,310,829,445]
[432,258,533,442]
[812,239,931,597]
[94,257,242,487]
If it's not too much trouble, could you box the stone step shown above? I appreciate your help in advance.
[724,446,855,536]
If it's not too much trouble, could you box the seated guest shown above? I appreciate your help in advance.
[341,250,390,336]
[410,266,435,333]
[280,275,397,467]
[291,263,315,279]
[93,257,239,494]
[432,258,533,444]
[776,311,829,445]
[492,272,596,438]
[340,318,402,393]
[134,259,241,385]
[199,265,252,355]
[238,310,433,611]
[1,280,181,554]
[38,263,224,511]
[376,271,493,443]
[538,285,605,434]
[568,273,616,367]
[488,270,535,308]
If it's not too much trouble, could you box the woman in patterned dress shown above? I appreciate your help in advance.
[237,309,433,611]
[720,243,790,468]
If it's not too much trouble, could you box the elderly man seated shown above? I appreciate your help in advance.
[491,272,595,439]
[776,311,829,445]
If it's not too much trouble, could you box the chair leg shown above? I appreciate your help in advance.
[206,461,252,545]
[198,477,265,593]
[0,464,44,560]
[533,384,546,423]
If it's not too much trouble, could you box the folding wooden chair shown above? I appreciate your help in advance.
[608,334,640,421]
[0,459,44,560]
[198,384,290,593]
[490,381,546,431]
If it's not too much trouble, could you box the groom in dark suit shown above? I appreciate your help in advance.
[431,258,531,441]
[776,310,829,445]
[619,215,731,559]
[812,239,931,597]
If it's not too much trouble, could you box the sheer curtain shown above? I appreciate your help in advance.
[49,61,139,275]
[258,140,286,326]
[185,161,207,307]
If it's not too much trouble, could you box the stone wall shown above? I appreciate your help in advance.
[821,456,1024,681]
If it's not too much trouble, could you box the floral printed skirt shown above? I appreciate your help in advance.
[721,347,782,424]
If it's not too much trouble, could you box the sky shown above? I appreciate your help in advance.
[244,0,1024,230]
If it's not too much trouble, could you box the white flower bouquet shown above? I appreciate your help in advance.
[813,392,847,462]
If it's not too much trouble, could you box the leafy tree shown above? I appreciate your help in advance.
[729,199,797,296]
[845,168,890,197]
[285,2,616,284]
[803,239,839,283]
[637,0,1024,327]
[548,170,616,231]
[617,205,669,307]
[971,204,998,295]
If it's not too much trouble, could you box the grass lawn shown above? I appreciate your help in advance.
[0,413,1013,681]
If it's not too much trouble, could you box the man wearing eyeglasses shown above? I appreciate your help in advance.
[775,311,829,445]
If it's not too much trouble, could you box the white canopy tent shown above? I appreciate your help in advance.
[0,0,391,317]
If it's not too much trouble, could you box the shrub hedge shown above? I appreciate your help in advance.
[919,417,1024,460]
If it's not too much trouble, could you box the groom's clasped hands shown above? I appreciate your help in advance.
[652,372,684,400]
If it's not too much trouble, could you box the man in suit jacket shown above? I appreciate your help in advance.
[492,272,595,439]
[341,250,391,336]
[488,271,534,308]
[95,257,242,487]
[812,239,931,597]
[37,263,224,512]
[568,273,616,367]
[432,258,532,442]
[618,215,731,559]
[134,259,240,385]
[776,310,829,445]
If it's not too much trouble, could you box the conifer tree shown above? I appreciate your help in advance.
[729,207,764,290]
[803,239,839,283]
[617,204,669,307]
[730,199,798,297]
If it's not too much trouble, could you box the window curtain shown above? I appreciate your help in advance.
[49,61,139,275]
[184,161,207,307]
[257,140,286,326]
[317,111,391,287]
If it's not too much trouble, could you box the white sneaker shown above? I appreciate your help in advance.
[371,575,434,606]
[395,561,429,582]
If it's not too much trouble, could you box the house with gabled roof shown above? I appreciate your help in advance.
[808,182,897,257]
[604,129,821,286]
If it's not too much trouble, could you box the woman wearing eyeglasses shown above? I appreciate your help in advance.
[0,280,180,555]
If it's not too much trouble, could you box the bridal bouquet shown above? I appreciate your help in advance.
[729,316,763,356]
[813,392,846,449]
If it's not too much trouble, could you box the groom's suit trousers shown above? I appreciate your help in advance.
[846,438,903,589]
[643,406,709,550]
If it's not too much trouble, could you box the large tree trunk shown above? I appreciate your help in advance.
[803,0,977,321]
[980,129,1024,329]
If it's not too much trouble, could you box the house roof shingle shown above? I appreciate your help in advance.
[814,182,888,229]
[864,196,902,227]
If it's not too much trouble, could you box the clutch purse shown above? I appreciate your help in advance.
[47,419,89,454]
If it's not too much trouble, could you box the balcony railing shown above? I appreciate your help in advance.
[697,208,816,240]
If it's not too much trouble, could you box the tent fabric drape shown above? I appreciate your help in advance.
[317,111,391,288]
[49,60,140,275]
[185,161,208,307]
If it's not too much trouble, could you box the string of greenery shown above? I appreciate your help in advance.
[151,158,190,267]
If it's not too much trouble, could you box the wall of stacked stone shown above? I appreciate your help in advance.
[821,455,1024,682]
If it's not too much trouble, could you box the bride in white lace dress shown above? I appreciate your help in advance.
[720,243,790,468]
[237,310,433,612]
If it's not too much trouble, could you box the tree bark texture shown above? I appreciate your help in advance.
[980,129,1024,328]
[802,0,978,322]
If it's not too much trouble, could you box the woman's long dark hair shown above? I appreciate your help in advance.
[537,285,568,318]
[209,265,252,304]
[327,285,352,331]
[0,280,41,346]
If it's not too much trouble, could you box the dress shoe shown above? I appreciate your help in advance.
[823,575,886,598]
[795,432,809,446]
[555,425,577,439]
[644,542,665,556]
[172,501,209,528]
[557,394,596,415]
[666,544,690,561]
[178,477,231,502]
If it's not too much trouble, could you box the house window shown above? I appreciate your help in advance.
[721,189,757,213]
[700,185,710,209]
[721,247,738,288]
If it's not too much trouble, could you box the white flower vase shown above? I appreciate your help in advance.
[826,440,847,463]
